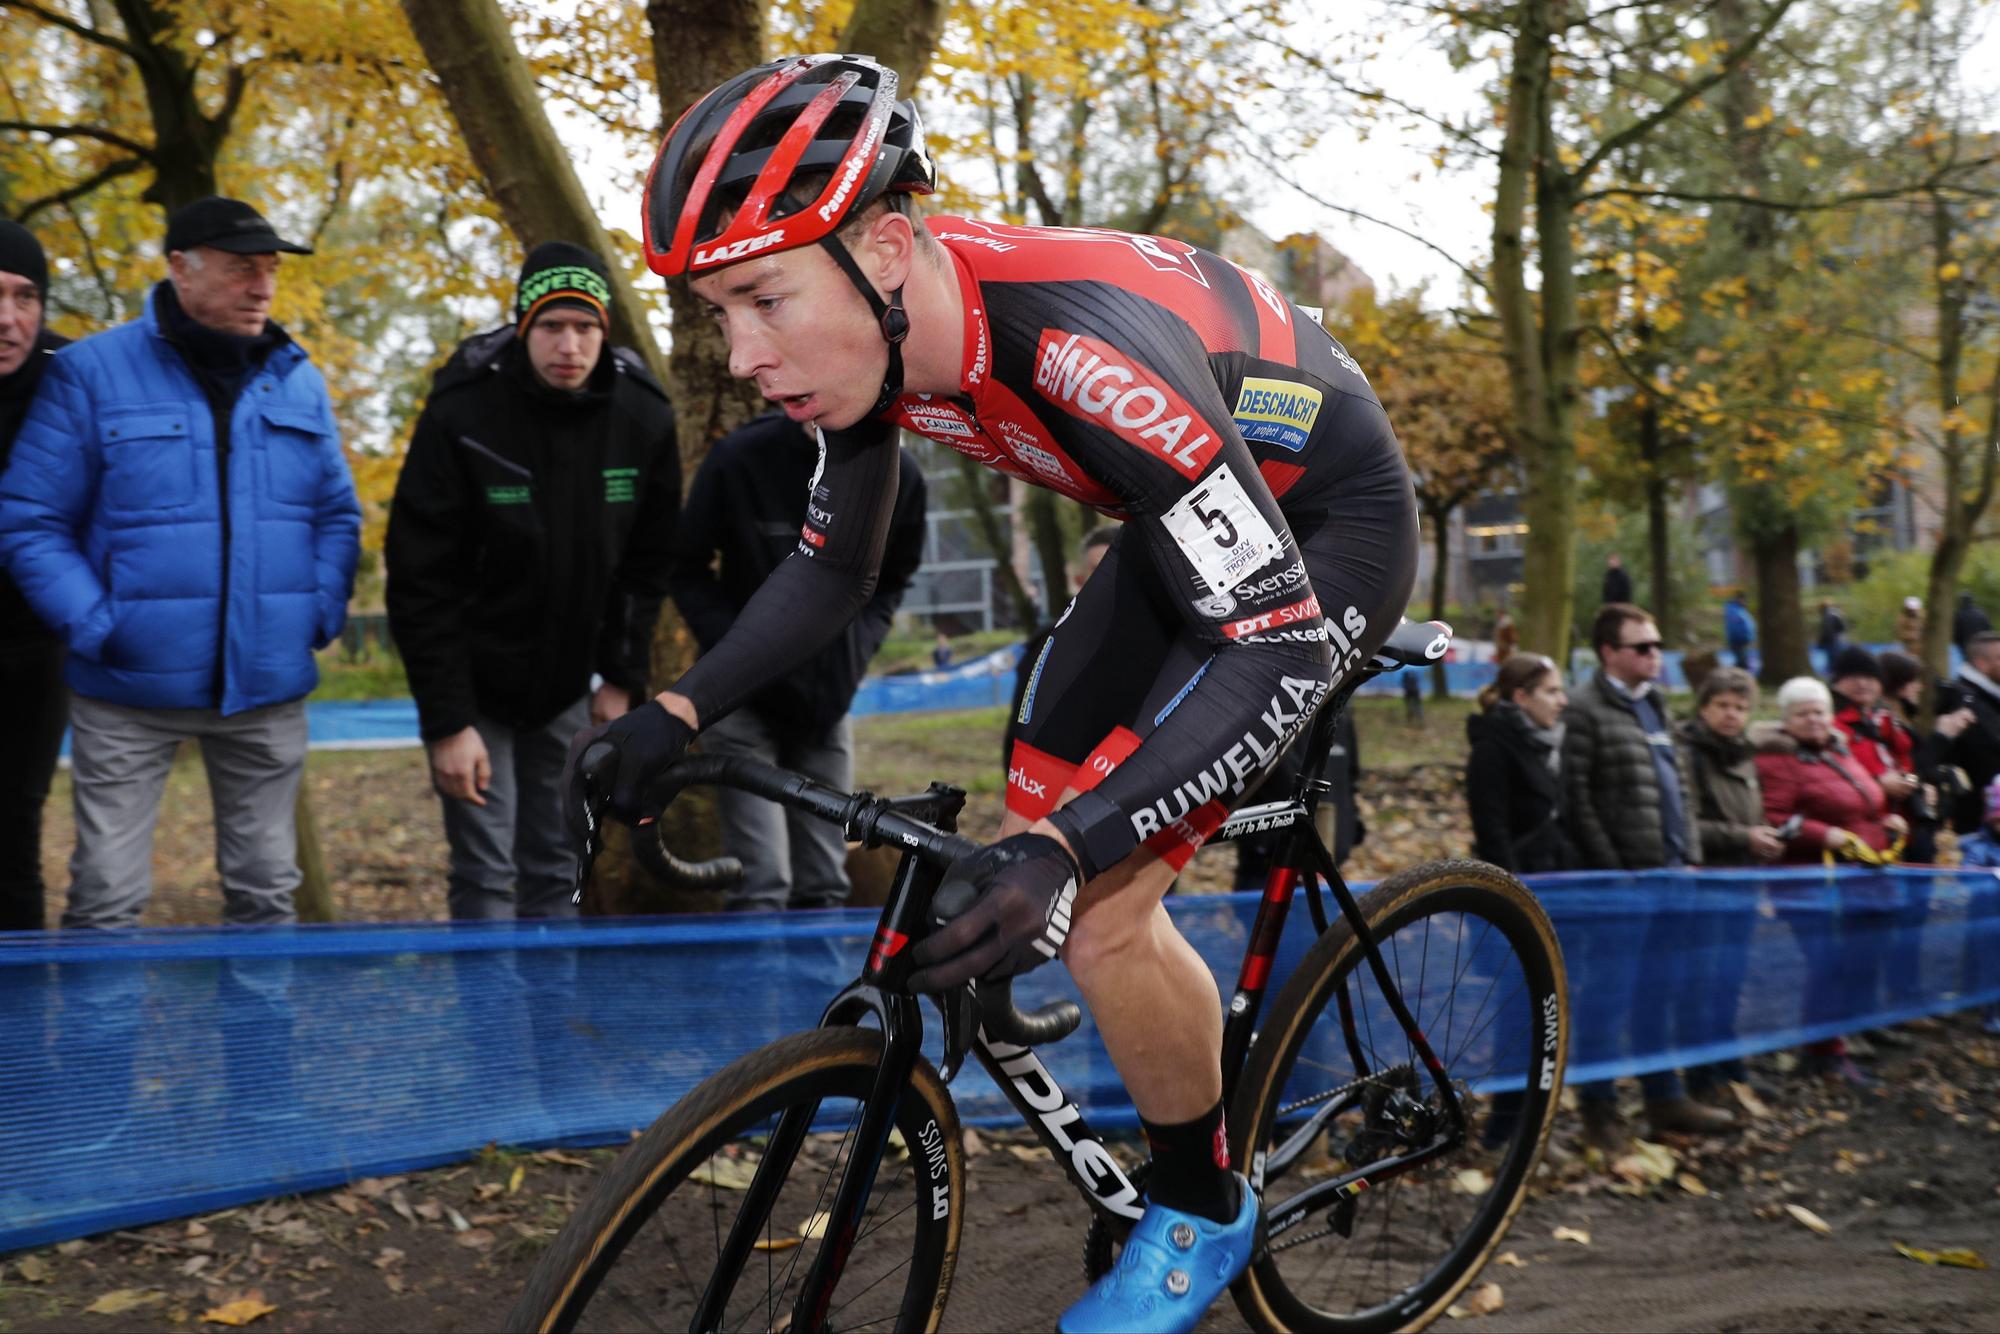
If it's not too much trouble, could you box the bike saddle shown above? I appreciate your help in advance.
[1370,618,1453,669]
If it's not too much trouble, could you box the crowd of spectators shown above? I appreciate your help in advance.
[0,202,929,936]
[1467,574,2000,1153]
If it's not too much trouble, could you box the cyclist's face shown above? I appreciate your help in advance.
[692,246,887,430]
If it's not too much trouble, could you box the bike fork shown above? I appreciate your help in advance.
[692,989,923,1334]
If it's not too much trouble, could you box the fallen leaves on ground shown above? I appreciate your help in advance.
[1893,1242,1987,1269]
[1609,1140,1678,1190]
[14,1255,52,1283]
[1552,1226,1591,1245]
[689,1154,761,1191]
[752,1237,803,1252]
[84,1288,165,1314]
[1444,1282,1505,1318]
[1676,1172,1710,1197]
[1452,1168,1493,1195]
[1005,1145,1052,1163]
[1495,1251,1527,1267]
[1784,1203,1833,1235]
[800,1212,829,1241]
[1729,1081,1773,1119]
[201,1293,278,1326]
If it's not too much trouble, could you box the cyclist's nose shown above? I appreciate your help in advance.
[725,321,776,381]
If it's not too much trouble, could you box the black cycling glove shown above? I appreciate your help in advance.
[907,833,1083,993]
[561,700,696,840]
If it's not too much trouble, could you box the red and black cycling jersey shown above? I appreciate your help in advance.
[671,216,1413,879]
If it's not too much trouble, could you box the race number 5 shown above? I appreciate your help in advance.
[1162,462,1284,597]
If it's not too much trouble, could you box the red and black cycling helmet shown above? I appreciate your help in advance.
[643,54,935,415]
[643,53,934,279]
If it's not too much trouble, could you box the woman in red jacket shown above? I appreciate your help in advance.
[1757,676,1906,861]
[1755,676,1906,1085]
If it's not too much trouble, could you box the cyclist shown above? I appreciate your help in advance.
[564,53,1419,1333]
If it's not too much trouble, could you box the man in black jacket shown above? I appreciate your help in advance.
[387,242,680,919]
[0,220,69,931]
[670,413,925,910]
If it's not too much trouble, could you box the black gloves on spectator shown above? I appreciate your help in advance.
[562,700,695,841]
[907,833,1083,993]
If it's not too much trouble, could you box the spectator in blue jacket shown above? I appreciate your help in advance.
[0,197,360,929]
[1723,591,1756,670]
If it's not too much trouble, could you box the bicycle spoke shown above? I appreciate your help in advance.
[1248,874,1563,1329]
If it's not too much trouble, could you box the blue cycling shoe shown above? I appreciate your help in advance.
[1058,1174,1258,1333]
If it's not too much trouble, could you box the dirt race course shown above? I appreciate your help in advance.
[2,1014,1995,1333]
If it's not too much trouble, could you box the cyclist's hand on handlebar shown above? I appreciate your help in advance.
[907,833,1082,993]
[561,700,695,839]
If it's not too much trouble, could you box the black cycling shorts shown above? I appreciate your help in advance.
[1005,448,1419,869]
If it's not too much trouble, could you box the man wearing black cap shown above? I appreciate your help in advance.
[0,196,360,929]
[0,219,71,931]
[386,241,679,919]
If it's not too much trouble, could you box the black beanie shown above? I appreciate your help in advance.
[1830,644,1881,683]
[0,219,48,294]
[515,241,611,332]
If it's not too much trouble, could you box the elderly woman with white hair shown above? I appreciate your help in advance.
[1756,675,1906,862]
[1755,674,1908,1085]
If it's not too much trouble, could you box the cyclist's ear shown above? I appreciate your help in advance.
[853,207,919,293]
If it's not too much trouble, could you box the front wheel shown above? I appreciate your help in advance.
[1230,860,1567,1334]
[509,1027,965,1333]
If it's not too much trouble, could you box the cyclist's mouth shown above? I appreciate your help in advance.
[775,392,819,421]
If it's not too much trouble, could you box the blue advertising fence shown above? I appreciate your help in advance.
[2,866,1997,1253]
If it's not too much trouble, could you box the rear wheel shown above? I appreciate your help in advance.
[1230,860,1566,1333]
[509,1027,964,1333]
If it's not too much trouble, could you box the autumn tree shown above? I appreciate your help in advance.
[2,0,513,921]
[1344,291,1515,692]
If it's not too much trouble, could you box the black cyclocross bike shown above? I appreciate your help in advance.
[509,621,1568,1334]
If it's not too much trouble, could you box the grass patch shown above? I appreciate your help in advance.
[311,648,411,701]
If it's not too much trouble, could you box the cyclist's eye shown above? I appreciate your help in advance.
[755,295,783,314]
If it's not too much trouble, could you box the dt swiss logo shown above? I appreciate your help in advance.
[1032,330,1220,480]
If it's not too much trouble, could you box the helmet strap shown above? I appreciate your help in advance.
[819,234,909,417]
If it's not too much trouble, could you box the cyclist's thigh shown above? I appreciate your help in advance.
[1006,527,1186,822]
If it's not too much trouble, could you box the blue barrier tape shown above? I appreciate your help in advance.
[2,865,1996,1253]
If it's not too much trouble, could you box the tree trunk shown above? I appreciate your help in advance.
[293,787,333,923]
[1752,524,1808,686]
[1427,506,1451,699]
[109,0,222,211]
[1917,192,2000,718]
[1024,487,1069,617]
[952,455,1039,628]
[646,0,768,455]
[1491,5,1574,658]
[842,0,948,92]
[398,0,670,390]
[1640,396,1672,640]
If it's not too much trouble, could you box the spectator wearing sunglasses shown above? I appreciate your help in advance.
[1562,603,1734,1150]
